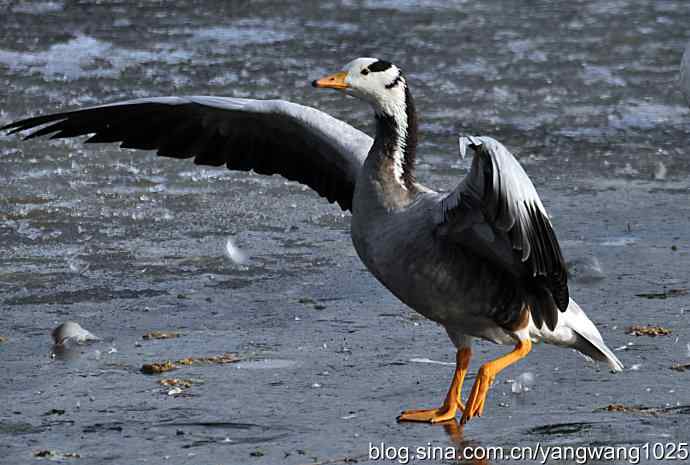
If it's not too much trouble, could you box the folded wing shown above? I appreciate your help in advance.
[2,96,373,211]
[435,136,568,330]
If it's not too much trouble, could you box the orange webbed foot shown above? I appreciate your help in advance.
[398,399,465,423]
[460,339,532,425]
[397,347,472,424]
[460,367,494,424]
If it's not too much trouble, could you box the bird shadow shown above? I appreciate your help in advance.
[441,420,493,465]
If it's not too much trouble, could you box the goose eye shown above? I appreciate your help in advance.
[361,68,369,76]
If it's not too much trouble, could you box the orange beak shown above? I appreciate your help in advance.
[311,71,349,90]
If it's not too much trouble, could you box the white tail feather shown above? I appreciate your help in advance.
[529,298,623,372]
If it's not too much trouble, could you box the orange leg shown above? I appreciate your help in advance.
[460,339,531,424]
[398,347,472,423]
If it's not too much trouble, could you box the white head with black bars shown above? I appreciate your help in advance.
[313,58,417,190]
[312,58,407,116]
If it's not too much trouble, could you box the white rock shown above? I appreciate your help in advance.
[52,321,100,345]
[225,237,248,265]
[511,372,535,394]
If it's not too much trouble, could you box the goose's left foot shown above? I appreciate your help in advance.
[397,403,462,423]
[398,348,471,423]
[460,339,531,424]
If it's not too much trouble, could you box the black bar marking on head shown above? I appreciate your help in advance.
[369,60,393,73]
[385,74,403,89]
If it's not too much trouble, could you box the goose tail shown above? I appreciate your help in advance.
[533,298,623,372]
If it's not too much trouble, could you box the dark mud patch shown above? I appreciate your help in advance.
[529,422,595,436]
[156,421,291,448]
[209,276,268,290]
[5,287,168,305]
[0,421,47,435]
[82,422,124,433]
[635,288,688,300]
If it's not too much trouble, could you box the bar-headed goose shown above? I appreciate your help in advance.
[2,57,622,424]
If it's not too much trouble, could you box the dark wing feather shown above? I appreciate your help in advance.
[2,96,372,211]
[436,136,568,331]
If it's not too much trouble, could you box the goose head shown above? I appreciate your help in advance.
[312,57,407,117]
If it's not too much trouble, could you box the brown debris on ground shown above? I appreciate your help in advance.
[625,325,672,337]
[159,378,197,396]
[177,353,240,365]
[142,331,180,340]
[142,360,177,374]
[598,403,683,416]
[141,353,240,374]
[159,378,194,389]
[600,404,650,415]
[601,404,641,413]
[0,336,6,343]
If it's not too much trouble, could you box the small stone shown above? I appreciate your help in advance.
[167,387,183,396]
[671,363,690,372]
[43,409,66,416]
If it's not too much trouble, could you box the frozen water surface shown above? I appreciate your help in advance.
[1,1,690,464]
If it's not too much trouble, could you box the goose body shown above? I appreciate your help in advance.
[2,57,622,424]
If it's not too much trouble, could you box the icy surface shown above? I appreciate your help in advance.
[1,1,689,464]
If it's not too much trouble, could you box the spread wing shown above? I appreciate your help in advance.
[2,96,373,211]
[435,136,568,330]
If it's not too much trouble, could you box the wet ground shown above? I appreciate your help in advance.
[1,1,690,464]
